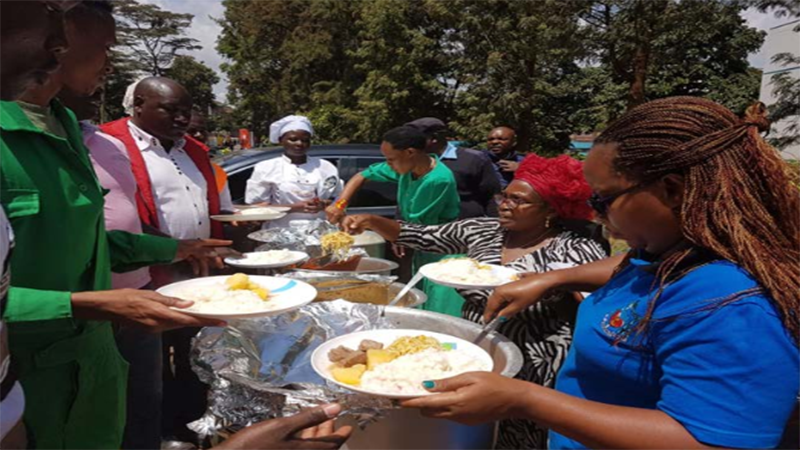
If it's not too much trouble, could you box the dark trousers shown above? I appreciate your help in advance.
[161,327,207,443]
[115,325,163,450]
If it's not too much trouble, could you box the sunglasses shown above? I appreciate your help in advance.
[588,182,650,217]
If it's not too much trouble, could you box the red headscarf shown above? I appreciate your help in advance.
[512,154,594,221]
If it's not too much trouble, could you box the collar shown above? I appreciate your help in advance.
[127,119,185,153]
[441,141,459,160]
[1,99,64,134]
[489,150,521,163]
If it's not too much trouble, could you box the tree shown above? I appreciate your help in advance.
[751,0,800,150]
[114,0,201,76]
[165,55,220,113]
[216,0,366,141]
[437,0,593,154]
[582,0,764,112]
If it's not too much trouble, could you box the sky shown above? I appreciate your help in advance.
[140,0,792,104]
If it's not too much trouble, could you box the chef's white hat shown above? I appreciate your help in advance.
[122,76,149,116]
[269,115,314,143]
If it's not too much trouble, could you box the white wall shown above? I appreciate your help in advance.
[759,20,800,160]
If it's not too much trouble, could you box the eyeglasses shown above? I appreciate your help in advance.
[494,193,536,209]
[588,182,649,217]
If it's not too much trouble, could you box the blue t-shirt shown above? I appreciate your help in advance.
[550,256,799,449]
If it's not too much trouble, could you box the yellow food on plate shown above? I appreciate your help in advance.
[224,273,270,300]
[320,231,355,257]
[225,273,250,290]
[332,363,367,386]
[366,349,396,370]
[386,335,442,357]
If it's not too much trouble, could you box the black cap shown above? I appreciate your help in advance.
[404,117,447,135]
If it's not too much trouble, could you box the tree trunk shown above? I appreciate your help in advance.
[628,42,649,108]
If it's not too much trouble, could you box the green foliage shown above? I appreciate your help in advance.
[582,0,764,113]
[165,55,220,113]
[216,0,767,148]
[114,0,201,76]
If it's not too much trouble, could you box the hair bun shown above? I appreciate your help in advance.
[743,101,771,133]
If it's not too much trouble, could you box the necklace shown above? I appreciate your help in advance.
[504,227,555,250]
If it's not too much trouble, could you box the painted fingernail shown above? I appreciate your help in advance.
[499,316,508,323]
[322,403,342,418]
[422,380,435,389]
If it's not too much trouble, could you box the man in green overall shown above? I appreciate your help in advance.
[326,126,463,316]
[1,2,235,447]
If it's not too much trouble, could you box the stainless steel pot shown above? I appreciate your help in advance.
[340,307,523,450]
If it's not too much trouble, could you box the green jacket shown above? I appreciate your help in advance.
[0,100,177,449]
[361,159,464,316]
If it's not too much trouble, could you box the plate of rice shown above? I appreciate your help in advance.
[311,329,494,399]
[225,249,309,269]
[157,273,317,319]
[419,258,519,289]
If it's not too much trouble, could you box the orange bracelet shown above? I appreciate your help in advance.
[335,198,349,210]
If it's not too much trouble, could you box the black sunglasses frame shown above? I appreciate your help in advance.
[588,182,651,217]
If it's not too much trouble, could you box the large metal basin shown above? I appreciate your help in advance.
[340,307,523,450]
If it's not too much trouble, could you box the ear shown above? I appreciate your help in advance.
[659,173,684,210]
[133,94,145,116]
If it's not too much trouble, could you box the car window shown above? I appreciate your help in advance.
[228,167,255,204]
[339,157,397,208]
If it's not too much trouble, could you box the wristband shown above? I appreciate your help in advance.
[334,198,349,210]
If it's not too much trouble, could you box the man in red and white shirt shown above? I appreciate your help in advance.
[101,76,231,444]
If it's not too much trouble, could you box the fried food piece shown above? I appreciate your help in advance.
[331,364,366,386]
[358,340,384,351]
[366,349,395,370]
[226,273,250,290]
[340,350,367,368]
[328,346,355,363]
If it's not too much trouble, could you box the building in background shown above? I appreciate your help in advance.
[759,19,800,160]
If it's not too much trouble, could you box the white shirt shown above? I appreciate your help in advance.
[245,155,342,228]
[128,121,211,239]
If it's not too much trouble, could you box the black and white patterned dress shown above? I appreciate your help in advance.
[396,218,608,449]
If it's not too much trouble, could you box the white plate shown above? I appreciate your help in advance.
[419,261,519,289]
[211,211,287,222]
[224,250,308,269]
[311,329,494,399]
[157,275,316,319]
[235,205,292,213]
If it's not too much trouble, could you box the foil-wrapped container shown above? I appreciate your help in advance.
[189,301,397,439]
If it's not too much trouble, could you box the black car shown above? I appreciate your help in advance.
[213,144,398,217]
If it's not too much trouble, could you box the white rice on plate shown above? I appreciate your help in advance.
[176,284,276,314]
[425,258,502,285]
[360,347,491,395]
[239,249,296,265]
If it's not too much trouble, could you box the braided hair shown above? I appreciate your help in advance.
[595,96,799,342]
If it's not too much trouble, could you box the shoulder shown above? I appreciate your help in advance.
[458,147,491,162]
[655,260,770,320]
[86,129,130,160]
[553,231,607,254]
[431,162,457,184]
[252,157,281,174]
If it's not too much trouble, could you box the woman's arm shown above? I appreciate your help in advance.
[326,173,366,224]
[402,373,714,450]
[484,253,625,321]
[341,215,471,256]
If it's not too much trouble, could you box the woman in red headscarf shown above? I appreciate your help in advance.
[340,154,608,450]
